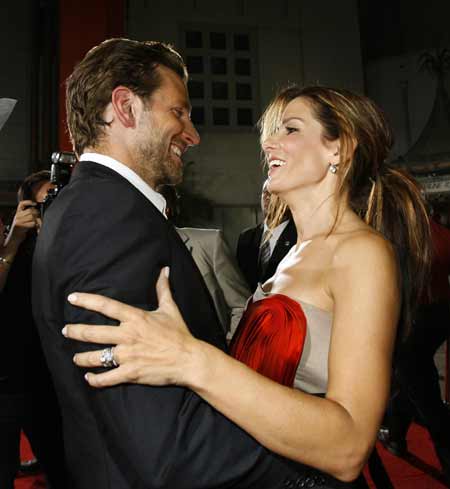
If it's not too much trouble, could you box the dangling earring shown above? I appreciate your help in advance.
[329,163,338,174]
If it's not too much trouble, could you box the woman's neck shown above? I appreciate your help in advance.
[287,190,349,243]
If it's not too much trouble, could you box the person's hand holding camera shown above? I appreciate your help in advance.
[0,200,40,291]
[7,200,40,245]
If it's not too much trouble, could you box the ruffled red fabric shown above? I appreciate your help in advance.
[230,294,307,387]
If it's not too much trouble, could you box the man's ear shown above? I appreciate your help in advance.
[111,86,137,129]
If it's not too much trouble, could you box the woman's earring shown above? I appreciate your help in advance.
[329,163,338,174]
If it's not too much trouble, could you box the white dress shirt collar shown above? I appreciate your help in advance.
[80,153,166,217]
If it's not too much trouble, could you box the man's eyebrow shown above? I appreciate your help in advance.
[175,100,192,112]
[282,116,305,125]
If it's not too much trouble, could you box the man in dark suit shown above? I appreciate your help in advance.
[237,181,297,292]
[32,39,301,489]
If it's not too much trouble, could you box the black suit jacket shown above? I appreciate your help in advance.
[236,220,297,292]
[32,162,299,489]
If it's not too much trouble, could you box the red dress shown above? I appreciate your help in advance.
[230,293,307,387]
[230,294,370,488]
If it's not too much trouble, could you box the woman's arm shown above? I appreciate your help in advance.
[65,234,399,481]
[0,200,39,291]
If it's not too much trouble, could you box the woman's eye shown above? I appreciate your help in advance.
[173,108,183,118]
[286,126,298,134]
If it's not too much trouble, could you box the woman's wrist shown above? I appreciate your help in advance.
[1,236,21,261]
[178,338,213,390]
[5,226,26,247]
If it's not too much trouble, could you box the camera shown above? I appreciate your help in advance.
[40,151,77,216]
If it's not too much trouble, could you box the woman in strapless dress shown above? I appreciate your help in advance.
[63,85,431,487]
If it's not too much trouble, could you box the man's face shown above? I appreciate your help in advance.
[260,182,270,217]
[132,66,200,187]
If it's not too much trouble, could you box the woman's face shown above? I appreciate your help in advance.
[32,181,55,203]
[262,97,339,196]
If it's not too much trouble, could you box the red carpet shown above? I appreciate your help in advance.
[16,424,448,488]
[14,433,46,489]
[364,423,448,488]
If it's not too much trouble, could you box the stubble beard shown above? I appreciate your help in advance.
[134,130,183,189]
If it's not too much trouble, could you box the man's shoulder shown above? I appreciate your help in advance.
[40,171,168,255]
[69,161,141,196]
[239,223,262,238]
[178,227,221,243]
[177,228,223,261]
[52,163,159,221]
[238,223,262,248]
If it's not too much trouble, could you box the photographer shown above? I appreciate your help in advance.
[0,198,41,292]
[0,171,67,489]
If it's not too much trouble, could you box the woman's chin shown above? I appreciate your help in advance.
[266,179,283,195]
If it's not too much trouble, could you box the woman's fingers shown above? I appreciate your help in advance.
[73,349,107,367]
[84,366,132,388]
[63,324,127,345]
[67,292,140,322]
[73,345,123,367]
[155,267,175,309]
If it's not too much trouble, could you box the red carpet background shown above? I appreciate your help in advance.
[16,423,448,488]
[15,433,46,489]
[364,423,448,488]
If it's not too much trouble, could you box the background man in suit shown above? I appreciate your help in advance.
[161,184,251,337]
[237,180,297,292]
[32,38,302,488]
[177,227,249,337]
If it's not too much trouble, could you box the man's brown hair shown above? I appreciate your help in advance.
[66,38,188,156]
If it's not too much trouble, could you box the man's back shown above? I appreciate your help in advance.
[33,162,296,488]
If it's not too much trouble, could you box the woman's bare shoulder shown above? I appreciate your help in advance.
[332,226,397,273]
[326,226,400,322]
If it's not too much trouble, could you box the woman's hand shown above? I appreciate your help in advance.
[63,268,199,388]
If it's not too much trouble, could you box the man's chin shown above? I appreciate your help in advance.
[157,169,183,187]
[166,161,183,185]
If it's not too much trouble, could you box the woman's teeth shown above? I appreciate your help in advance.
[269,160,286,168]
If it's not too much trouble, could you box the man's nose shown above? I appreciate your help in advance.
[183,120,200,147]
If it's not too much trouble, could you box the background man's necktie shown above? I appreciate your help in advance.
[258,230,272,278]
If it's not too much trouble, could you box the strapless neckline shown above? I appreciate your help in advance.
[230,292,308,386]
[254,283,332,316]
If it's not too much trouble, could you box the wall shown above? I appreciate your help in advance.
[58,0,126,150]
[0,0,34,193]
[365,51,449,160]
[300,0,364,92]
